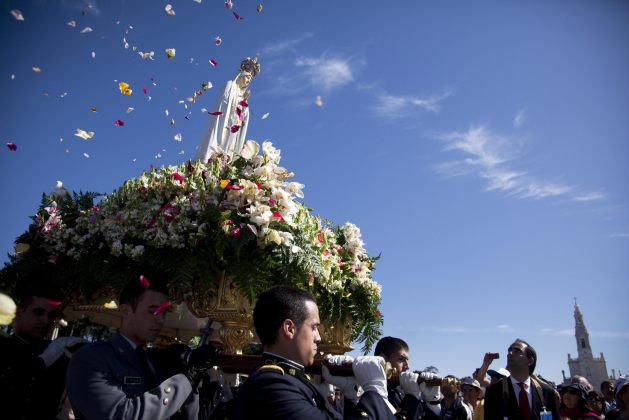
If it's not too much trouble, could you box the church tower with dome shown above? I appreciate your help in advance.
[565,301,611,389]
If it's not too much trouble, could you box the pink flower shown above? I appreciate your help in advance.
[226,184,244,190]
[268,198,277,206]
[171,172,184,183]
[272,211,283,222]
[323,250,330,257]
[231,227,241,238]
[225,0,233,9]
[139,275,150,288]
[47,300,62,308]
[114,119,124,126]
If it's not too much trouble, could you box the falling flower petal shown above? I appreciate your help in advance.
[209,58,218,67]
[315,96,323,107]
[169,118,175,126]
[143,86,148,94]
[233,11,243,20]
[10,74,15,80]
[90,107,97,112]
[138,51,154,60]
[139,275,150,288]
[32,67,42,74]
[165,109,169,116]
[153,301,171,316]
[257,3,263,12]
[67,20,76,27]
[80,27,93,34]
[230,124,241,133]
[208,111,223,116]
[178,150,185,155]
[215,36,222,46]
[10,10,24,21]
[193,0,202,3]
[47,300,63,308]
[83,152,90,158]
[126,107,134,113]
[91,51,96,58]
[225,0,233,9]
[118,82,132,95]
[6,142,17,151]
[60,92,68,98]
[114,119,124,126]
[174,133,182,142]
[261,112,270,120]
[103,301,118,309]
[165,48,176,59]
[165,4,176,16]
[74,128,95,140]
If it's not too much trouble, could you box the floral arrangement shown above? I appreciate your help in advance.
[0,141,383,352]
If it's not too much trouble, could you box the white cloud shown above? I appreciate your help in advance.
[372,90,452,119]
[590,330,629,338]
[574,191,606,202]
[496,324,511,329]
[539,328,573,336]
[608,232,629,238]
[260,33,314,56]
[435,125,591,201]
[514,109,526,128]
[295,56,353,91]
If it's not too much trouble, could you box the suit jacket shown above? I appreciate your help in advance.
[484,377,560,420]
[232,353,396,420]
[0,334,71,420]
[66,333,199,420]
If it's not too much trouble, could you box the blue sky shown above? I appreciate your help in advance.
[1,0,628,384]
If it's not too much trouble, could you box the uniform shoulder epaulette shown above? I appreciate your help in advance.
[258,364,285,375]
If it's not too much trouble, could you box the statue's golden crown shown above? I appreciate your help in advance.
[240,57,261,77]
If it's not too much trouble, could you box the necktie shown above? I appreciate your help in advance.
[136,346,157,390]
[518,382,531,420]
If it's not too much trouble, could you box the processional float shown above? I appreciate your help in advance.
[0,58,384,376]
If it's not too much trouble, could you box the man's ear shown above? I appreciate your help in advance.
[281,319,296,340]
[119,303,132,319]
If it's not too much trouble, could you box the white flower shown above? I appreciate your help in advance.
[0,293,17,325]
[248,204,273,227]
[262,141,281,164]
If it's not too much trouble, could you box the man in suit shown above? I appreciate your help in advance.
[66,269,218,420]
[0,270,85,420]
[484,339,560,420]
[232,285,398,419]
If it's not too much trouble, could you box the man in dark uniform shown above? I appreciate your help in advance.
[66,269,218,420]
[0,268,85,420]
[232,285,398,419]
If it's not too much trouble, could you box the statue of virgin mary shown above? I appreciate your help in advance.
[195,57,261,161]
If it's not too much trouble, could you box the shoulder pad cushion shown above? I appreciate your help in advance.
[258,364,285,375]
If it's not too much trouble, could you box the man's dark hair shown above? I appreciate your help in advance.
[15,264,64,309]
[601,380,613,392]
[514,338,537,375]
[253,286,316,346]
[119,268,169,311]
[374,336,409,357]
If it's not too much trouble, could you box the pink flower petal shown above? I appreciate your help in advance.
[208,111,223,116]
[114,119,124,126]
[153,301,171,316]
[215,36,222,46]
[230,124,240,133]
[209,58,218,67]
[139,275,150,289]
[6,142,17,151]
[225,0,233,9]
[231,227,241,238]
[171,172,184,183]
[272,211,284,222]
[236,107,244,121]
[233,11,243,20]
[238,100,248,108]
[143,86,148,94]
[47,300,62,308]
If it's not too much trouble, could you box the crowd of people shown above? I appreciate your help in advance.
[0,268,627,420]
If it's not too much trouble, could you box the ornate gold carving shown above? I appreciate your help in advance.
[317,316,353,355]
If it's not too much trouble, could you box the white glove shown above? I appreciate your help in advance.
[352,356,388,399]
[419,371,442,402]
[322,354,361,403]
[39,337,86,367]
[400,371,421,399]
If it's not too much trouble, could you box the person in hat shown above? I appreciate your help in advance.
[66,268,219,420]
[559,383,601,419]
[605,375,629,420]
[460,377,485,420]
[0,265,85,420]
[484,338,560,420]
[487,368,511,386]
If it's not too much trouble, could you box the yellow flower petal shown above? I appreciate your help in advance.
[220,180,229,189]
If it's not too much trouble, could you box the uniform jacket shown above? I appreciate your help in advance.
[484,376,560,420]
[232,353,396,420]
[66,332,199,420]
[0,334,70,420]
[388,382,423,420]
